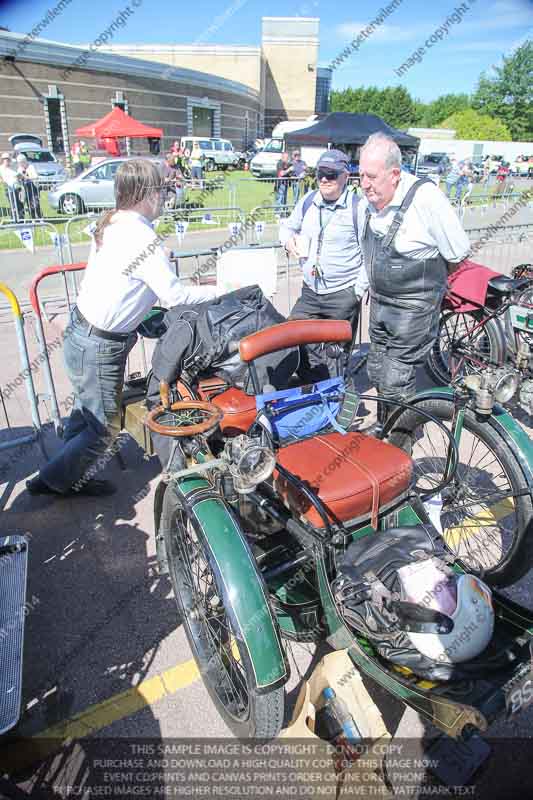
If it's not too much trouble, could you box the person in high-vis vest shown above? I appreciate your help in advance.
[358,132,470,435]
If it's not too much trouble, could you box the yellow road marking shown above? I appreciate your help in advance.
[2,658,200,774]
[444,497,515,548]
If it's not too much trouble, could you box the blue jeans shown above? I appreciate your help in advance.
[276,182,287,208]
[455,176,469,202]
[7,186,23,221]
[445,180,458,199]
[39,312,136,493]
[292,180,302,204]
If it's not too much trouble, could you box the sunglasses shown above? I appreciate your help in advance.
[317,169,340,181]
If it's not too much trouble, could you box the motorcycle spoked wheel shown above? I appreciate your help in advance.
[426,309,506,385]
[389,398,533,586]
[160,486,285,738]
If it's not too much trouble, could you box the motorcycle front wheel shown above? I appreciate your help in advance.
[160,485,286,738]
[389,397,533,586]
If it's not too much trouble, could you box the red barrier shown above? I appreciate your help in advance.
[29,262,86,319]
[29,262,86,433]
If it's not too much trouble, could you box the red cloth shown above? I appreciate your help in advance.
[446,259,502,312]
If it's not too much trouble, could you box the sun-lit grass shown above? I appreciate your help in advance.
[0,173,530,250]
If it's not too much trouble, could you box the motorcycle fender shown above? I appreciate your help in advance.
[393,387,533,486]
[176,477,289,693]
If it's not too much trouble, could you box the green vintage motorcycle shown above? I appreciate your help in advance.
[137,319,533,741]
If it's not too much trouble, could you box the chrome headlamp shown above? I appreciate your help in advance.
[464,367,519,415]
[224,435,276,494]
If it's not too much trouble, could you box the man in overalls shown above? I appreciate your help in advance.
[358,133,471,434]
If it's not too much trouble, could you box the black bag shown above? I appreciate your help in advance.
[151,285,298,391]
[334,526,503,682]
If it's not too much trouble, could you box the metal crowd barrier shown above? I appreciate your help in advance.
[29,262,87,434]
[0,282,43,454]
[0,219,64,255]
[465,224,532,274]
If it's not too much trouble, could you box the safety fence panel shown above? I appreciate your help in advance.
[0,282,43,456]
[465,224,532,275]
[174,242,301,317]
[28,262,156,433]
[156,207,248,252]
[0,221,81,322]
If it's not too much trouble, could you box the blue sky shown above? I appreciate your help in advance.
[2,0,532,101]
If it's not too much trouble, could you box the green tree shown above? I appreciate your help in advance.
[472,41,533,140]
[330,86,421,128]
[441,109,512,140]
[423,94,472,128]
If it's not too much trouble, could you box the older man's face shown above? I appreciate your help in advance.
[359,150,400,210]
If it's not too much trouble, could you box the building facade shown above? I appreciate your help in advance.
[0,16,329,159]
[0,30,261,158]
[101,18,327,137]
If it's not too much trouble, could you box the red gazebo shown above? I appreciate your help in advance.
[75,106,163,140]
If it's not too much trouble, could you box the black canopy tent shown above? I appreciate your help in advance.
[286,112,420,149]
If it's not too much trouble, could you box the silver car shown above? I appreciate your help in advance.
[48,156,184,216]
[9,135,67,188]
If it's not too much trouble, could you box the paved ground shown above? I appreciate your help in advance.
[1,208,533,798]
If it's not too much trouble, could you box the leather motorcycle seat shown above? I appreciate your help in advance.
[274,432,413,529]
[488,275,529,296]
[195,381,413,529]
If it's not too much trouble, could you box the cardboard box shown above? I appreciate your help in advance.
[280,650,393,798]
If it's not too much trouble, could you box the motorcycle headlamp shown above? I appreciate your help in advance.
[492,370,519,404]
[224,435,276,494]
[464,367,519,415]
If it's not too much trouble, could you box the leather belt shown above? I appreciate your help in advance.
[72,306,130,342]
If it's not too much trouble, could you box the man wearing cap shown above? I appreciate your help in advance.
[0,152,24,221]
[358,132,470,433]
[280,149,366,381]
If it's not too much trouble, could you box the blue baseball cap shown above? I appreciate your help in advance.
[316,149,349,173]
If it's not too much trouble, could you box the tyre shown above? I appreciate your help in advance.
[426,309,506,385]
[161,486,285,738]
[389,397,533,586]
[59,193,84,216]
[205,159,215,172]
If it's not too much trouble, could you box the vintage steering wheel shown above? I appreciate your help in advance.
[146,400,223,437]
[146,380,223,438]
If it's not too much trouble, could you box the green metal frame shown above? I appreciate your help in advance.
[173,475,289,693]
[408,386,533,486]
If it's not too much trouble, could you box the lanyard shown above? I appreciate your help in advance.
[312,203,337,285]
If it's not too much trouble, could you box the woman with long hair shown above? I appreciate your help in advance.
[27,159,215,497]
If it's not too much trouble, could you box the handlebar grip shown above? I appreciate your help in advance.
[160,381,171,410]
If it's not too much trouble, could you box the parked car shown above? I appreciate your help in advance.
[179,137,239,171]
[416,152,451,177]
[250,138,285,177]
[48,156,183,216]
[8,134,67,188]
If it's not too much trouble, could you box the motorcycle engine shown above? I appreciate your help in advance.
[519,380,533,415]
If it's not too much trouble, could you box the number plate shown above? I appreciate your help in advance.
[505,667,533,716]
[426,733,491,787]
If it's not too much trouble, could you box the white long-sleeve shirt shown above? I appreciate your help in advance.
[77,210,215,333]
[357,172,471,263]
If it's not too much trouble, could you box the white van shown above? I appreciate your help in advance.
[250,138,324,178]
[179,137,239,171]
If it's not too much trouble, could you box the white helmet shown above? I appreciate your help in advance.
[398,559,494,664]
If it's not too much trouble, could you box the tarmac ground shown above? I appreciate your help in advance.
[1,206,533,798]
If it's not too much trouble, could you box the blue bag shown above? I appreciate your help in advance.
[255,377,346,443]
